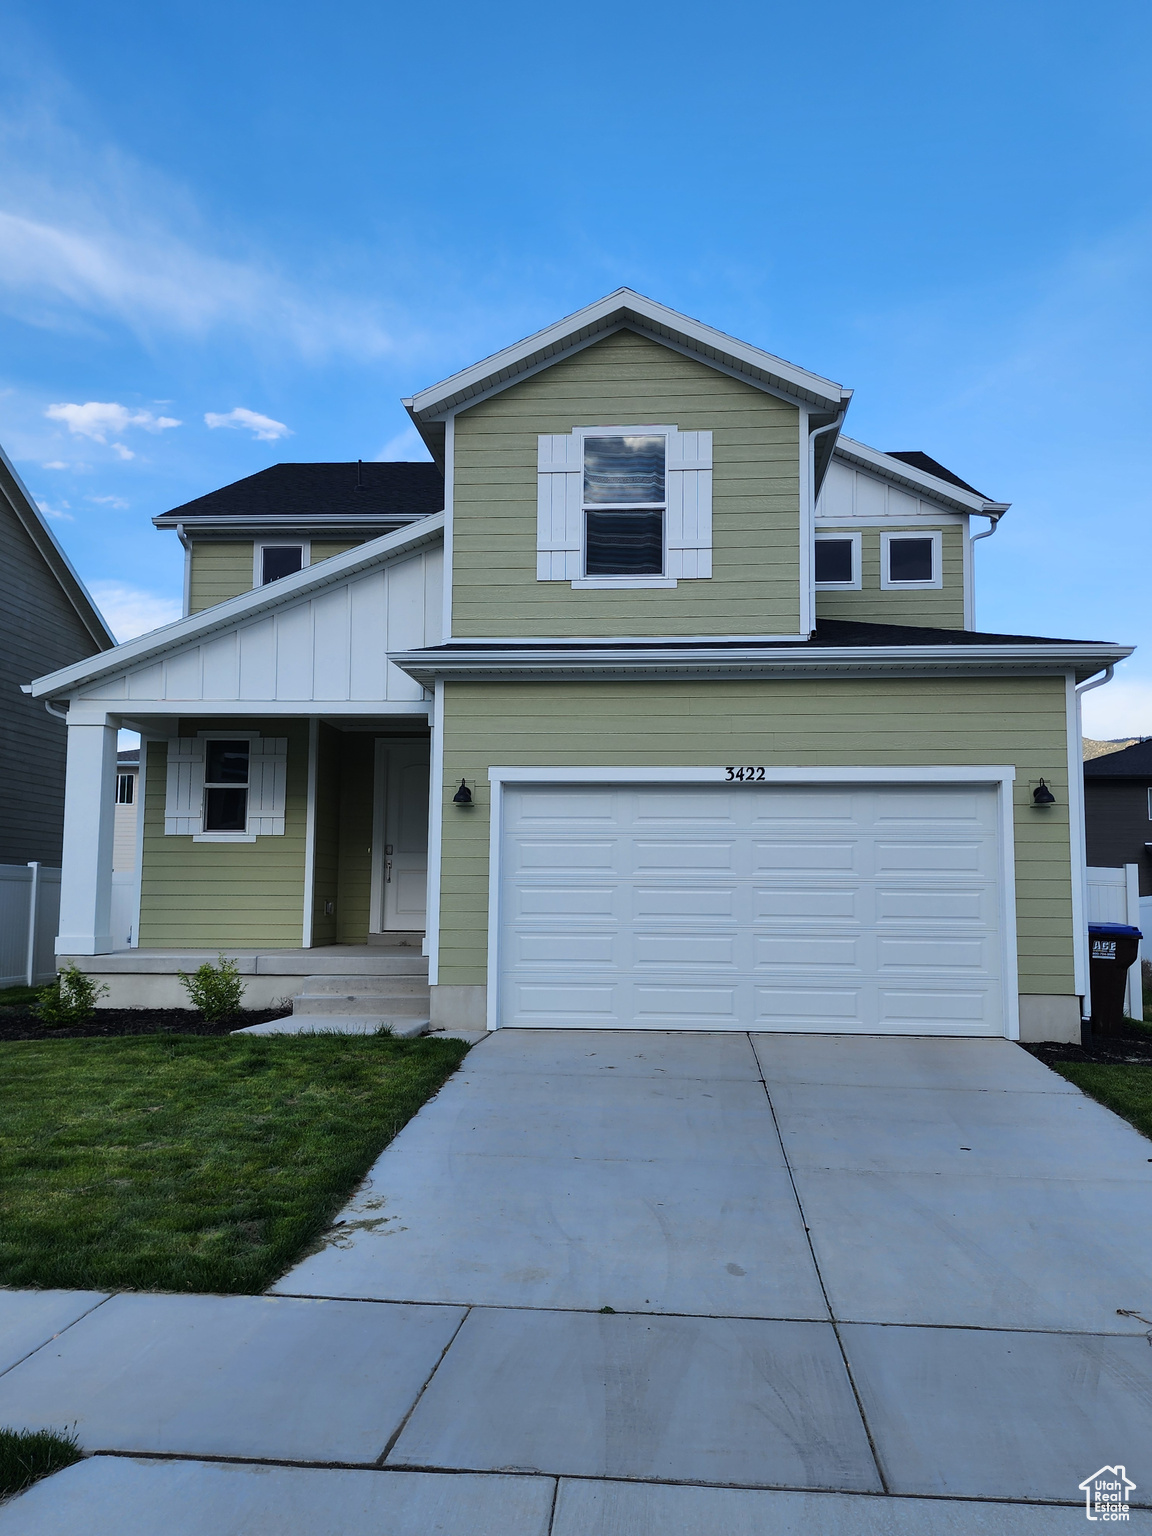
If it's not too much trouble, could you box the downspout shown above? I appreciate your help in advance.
[177,523,192,618]
[807,412,848,638]
[1070,664,1117,1024]
[970,509,1004,546]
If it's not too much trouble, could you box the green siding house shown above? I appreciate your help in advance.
[28,291,1130,1041]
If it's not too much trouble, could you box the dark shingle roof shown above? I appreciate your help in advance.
[1083,739,1152,778]
[158,462,444,522]
[885,451,987,499]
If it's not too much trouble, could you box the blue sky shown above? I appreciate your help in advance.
[1,0,1149,734]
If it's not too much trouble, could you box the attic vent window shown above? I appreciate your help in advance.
[583,435,665,577]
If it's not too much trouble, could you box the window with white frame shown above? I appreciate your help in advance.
[255,541,309,586]
[880,530,943,590]
[164,734,288,838]
[116,773,135,805]
[814,531,861,590]
[537,427,712,587]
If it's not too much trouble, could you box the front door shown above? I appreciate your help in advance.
[377,739,429,931]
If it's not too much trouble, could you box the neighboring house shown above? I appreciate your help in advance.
[0,442,115,865]
[28,290,1131,1042]
[1084,738,1152,958]
[113,749,141,872]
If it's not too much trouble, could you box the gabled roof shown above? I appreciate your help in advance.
[403,289,853,461]
[28,512,444,702]
[153,461,443,531]
[0,443,115,651]
[831,438,1009,516]
[1083,737,1152,778]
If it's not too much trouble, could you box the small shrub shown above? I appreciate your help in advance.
[0,1426,81,1499]
[177,954,246,1022]
[35,965,108,1025]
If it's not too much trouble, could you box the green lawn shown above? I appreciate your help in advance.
[0,1428,81,1501]
[0,1033,468,1294]
[1052,1061,1152,1142]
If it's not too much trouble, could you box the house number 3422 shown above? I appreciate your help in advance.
[725,766,768,781]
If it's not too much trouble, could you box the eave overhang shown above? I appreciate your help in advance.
[27,512,445,704]
[402,290,853,441]
[389,639,1131,688]
[832,438,1010,518]
[153,512,429,535]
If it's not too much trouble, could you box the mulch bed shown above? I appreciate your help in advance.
[0,1008,291,1042]
[1023,1020,1152,1069]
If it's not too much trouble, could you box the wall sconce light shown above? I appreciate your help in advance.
[1032,779,1056,806]
[452,779,473,805]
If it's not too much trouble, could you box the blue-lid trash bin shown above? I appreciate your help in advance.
[1088,923,1143,1037]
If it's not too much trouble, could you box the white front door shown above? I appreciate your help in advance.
[377,740,429,931]
[498,781,1005,1034]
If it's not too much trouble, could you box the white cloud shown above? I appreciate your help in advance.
[87,493,128,509]
[1080,677,1152,741]
[41,459,68,469]
[88,581,181,642]
[111,442,134,460]
[204,407,291,441]
[35,498,72,522]
[45,400,180,442]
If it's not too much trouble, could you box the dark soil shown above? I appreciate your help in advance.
[0,1007,291,1042]
[1023,1019,1152,1069]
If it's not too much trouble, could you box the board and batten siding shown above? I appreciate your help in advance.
[188,543,254,614]
[451,328,802,638]
[436,676,1074,996]
[77,548,443,708]
[138,721,308,949]
[816,524,966,628]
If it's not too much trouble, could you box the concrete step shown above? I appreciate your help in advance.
[293,992,429,1018]
[300,968,427,993]
[364,931,424,949]
[235,1016,429,1038]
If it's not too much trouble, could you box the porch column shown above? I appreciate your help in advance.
[56,710,119,955]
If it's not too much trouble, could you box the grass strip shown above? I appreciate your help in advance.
[1051,1061,1152,1142]
[0,1033,468,1294]
[0,1427,81,1500]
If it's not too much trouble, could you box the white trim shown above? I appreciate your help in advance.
[253,537,311,588]
[571,576,677,590]
[181,535,192,619]
[369,739,387,933]
[404,289,851,419]
[1066,671,1089,1011]
[833,436,1010,517]
[442,415,454,640]
[30,512,445,700]
[192,832,257,843]
[302,718,318,947]
[488,764,1017,786]
[799,410,813,634]
[68,701,432,721]
[434,632,809,645]
[814,529,862,591]
[880,529,943,590]
[815,509,966,526]
[130,737,149,947]
[484,764,1020,1038]
[424,680,445,978]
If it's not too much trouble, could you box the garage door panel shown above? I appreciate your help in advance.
[500,783,1004,1035]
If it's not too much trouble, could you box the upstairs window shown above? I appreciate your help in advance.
[880,530,942,590]
[260,545,304,584]
[814,532,861,590]
[583,435,665,577]
[203,739,250,832]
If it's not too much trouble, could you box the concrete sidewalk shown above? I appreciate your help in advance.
[2,1030,1152,1532]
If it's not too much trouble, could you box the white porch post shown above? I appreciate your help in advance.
[57,710,119,955]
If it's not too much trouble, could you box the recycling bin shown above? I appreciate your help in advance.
[1088,923,1143,1037]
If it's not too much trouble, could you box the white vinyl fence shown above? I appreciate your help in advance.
[0,864,62,988]
[1086,864,1144,1019]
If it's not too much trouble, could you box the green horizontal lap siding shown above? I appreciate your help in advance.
[311,540,363,563]
[188,543,254,613]
[138,720,308,948]
[451,328,802,638]
[437,677,1074,997]
[816,525,966,628]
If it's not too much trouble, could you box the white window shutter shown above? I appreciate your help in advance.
[247,737,288,835]
[665,429,713,579]
[537,433,583,580]
[164,738,204,835]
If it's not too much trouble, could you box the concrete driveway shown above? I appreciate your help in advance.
[3,1029,1152,1532]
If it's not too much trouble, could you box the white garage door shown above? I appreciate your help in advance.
[498,782,1005,1034]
